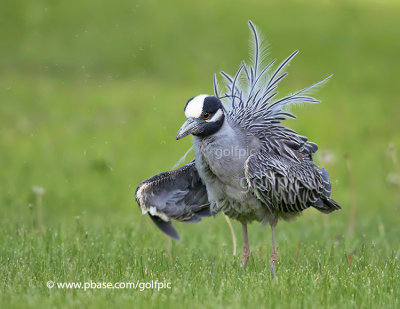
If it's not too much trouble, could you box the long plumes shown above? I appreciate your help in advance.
[172,146,194,170]
[215,20,331,134]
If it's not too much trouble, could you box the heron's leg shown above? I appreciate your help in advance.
[270,221,278,279]
[241,223,250,268]
[224,215,237,256]
[163,234,173,264]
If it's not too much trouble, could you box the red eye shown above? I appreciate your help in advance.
[202,113,210,120]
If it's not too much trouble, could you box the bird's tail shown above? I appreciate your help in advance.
[313,167,341,213]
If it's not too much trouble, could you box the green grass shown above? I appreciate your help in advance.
[1,0,400,308]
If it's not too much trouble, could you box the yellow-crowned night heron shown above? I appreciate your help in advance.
[136,21,341,278]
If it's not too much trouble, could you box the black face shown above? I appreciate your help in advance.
[194,96,224,137]
[177,96,225,140]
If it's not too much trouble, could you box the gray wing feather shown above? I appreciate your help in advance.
[245,151,341,214]
[135,161,210,240]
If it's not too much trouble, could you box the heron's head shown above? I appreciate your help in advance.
[176,95,225,140]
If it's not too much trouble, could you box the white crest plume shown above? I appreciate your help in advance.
[214,21,331,135]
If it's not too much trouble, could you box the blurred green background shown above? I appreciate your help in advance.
[1,0,400,308]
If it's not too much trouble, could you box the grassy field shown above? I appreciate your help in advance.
[1,0,400,308]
